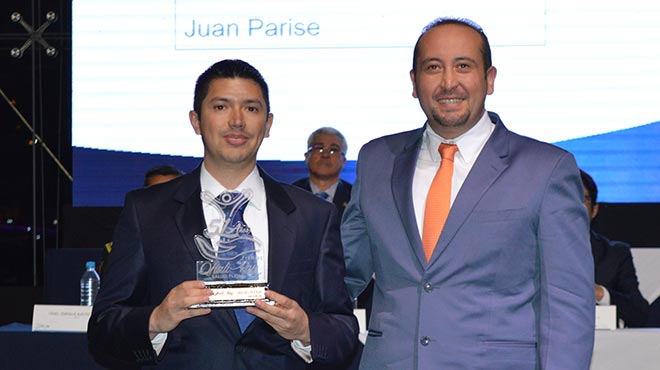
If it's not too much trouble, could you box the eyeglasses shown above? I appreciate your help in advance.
[307,145,344,157]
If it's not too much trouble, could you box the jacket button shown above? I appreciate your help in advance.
[423,282,433,292]
[420,336,430,346]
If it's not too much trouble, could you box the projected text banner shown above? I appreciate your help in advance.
[73,0,660,203]
[175,1,545,49]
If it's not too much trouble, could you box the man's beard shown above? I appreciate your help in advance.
[431,109,470,128]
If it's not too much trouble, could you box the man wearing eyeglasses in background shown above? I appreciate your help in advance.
[293,127,373,369]
[293,127,352,218]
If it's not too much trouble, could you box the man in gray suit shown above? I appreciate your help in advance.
[341,17,595,369]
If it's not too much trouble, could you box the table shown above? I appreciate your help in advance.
[1,325,658,369]
[590,329,660,370]
[0,324,106,370]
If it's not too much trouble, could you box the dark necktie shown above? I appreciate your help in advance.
[315,191,330,201]
[217,191,257,332]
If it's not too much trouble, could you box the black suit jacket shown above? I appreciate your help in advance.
[88,166,358,369]
[291,178,373,306]
[291,178,352,219]
[592,230,649,327]
[291,177,374,324]
[291,176,367,370]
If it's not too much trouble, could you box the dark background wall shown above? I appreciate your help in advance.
[1,0,71,323]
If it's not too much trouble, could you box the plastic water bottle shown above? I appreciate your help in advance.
[80,261,100,306]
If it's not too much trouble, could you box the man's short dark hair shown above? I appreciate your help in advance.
[580,169,598,204]
[412,17,492,76]
[193,59,270,117]
[144,165,184,187]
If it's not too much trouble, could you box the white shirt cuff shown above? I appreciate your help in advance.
[151,332,168,355]
[291,340,313,363]
[596,285,611,306]
[153,334,312,362]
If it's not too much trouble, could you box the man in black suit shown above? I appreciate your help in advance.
[88,59,358,369]
[100,165,184,276]
[292,127,352,218]
[293,127,353,218]
[292,127,374,312]
[581,169,649,327]
[293,127,371,368]
[143,165,184,187]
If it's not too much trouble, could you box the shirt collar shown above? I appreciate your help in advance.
[309,179,339,200]
[199,163,265,211]
[423,111,494,164]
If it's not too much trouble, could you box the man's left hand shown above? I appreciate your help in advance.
[247,290,311,346]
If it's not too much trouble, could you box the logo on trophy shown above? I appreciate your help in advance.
[190,190,268,308]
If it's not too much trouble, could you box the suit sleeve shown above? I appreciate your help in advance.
[340,147,374,301]
[606,244,650,327]
[537,153,595,370]
[307,205,360,365]
[87,192,159,368]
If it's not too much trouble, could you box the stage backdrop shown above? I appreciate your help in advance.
[72,0,660,206]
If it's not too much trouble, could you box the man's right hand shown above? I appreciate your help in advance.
[148,280,213,339]
[595,284,605,302]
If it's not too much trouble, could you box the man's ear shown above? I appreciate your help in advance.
[592,203,599,220]
[485,66,497,95]
[264,113,273,138]
[189,110,201,135]
[410,69,418,98]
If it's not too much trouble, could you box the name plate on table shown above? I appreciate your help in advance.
[595,305,617,330]
[32,304,92,332]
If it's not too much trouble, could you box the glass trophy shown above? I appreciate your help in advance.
[190,190,268,308]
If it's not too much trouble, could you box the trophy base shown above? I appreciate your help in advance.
[189,282,269,309]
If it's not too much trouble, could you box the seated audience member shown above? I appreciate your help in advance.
[292,127,374,322]
[100,165,184,275]
[647,295,660,327]
[293,128,366,369]
[293,127,352,217]
[144,165,184,187]
[581,169,649,327]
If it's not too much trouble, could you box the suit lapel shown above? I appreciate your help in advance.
[300,179,312,192]
[333,180,350,212]
[392,128,427,267]
[259,167,296,292]
[429,113,511,263]
[172,166,207,263]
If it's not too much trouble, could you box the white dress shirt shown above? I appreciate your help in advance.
[412,111,495,237]
[200,165,269,281]
[597,286,611,305]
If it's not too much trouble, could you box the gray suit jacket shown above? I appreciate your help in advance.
[341,112,595,370]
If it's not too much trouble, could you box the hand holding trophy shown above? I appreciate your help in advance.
[190,190,269,308]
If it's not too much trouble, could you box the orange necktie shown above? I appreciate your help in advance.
[422,143,458,261]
